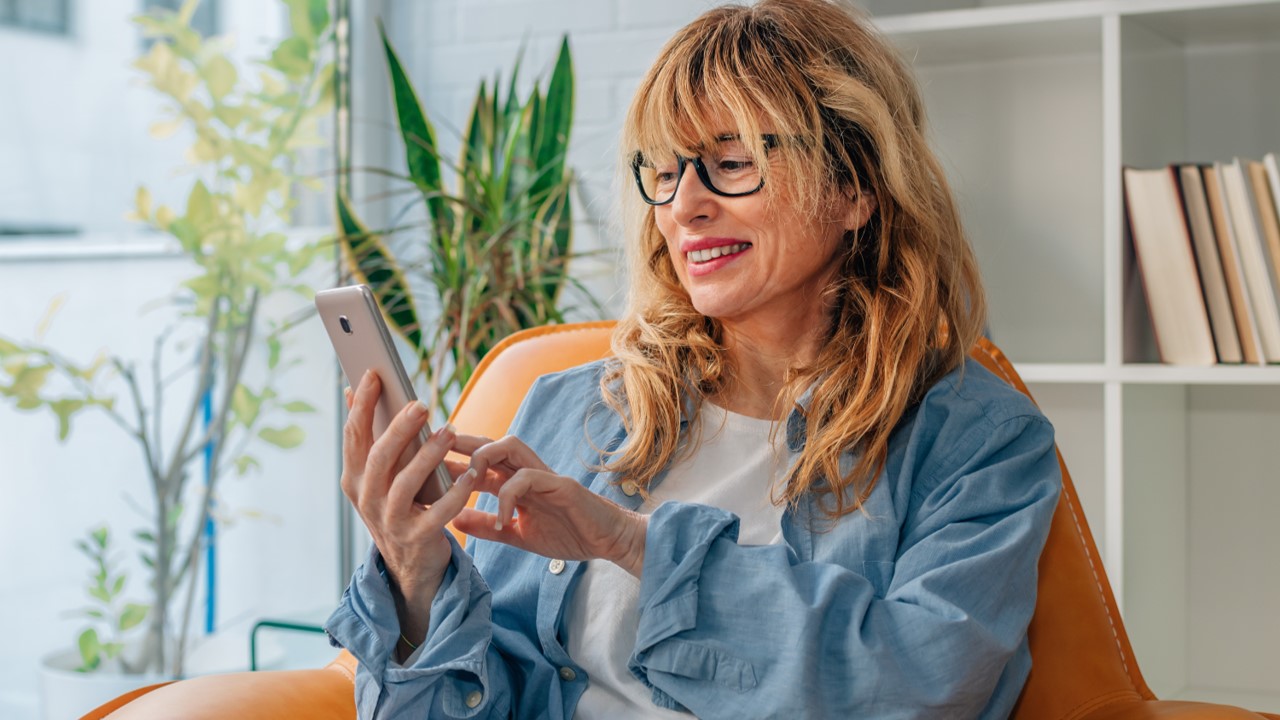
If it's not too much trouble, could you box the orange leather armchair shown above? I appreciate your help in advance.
[85,323,1279,720]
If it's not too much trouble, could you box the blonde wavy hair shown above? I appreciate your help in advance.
[602,0,986,519]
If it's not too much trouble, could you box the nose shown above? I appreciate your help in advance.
[668,162,716,227]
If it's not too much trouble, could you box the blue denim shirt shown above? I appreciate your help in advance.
[325,357,1061,719]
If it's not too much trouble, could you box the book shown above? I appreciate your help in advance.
[1203,165,1264,364]
[1221,159,1280,363]
[1177,165,1242,363]
[1266,153,1280,217]
[1122,167,1216,366]
[1247,159,1280,305]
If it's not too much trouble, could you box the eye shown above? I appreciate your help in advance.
[716,158,755,174]
[654,165,680,185]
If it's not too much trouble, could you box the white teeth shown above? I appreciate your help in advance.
[688,243,748,263]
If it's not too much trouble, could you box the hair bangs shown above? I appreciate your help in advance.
[623,8,826,205]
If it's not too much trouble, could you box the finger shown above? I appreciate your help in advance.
[452,507,516,546]
[426,466,480,528]
[344,386,354,410]
[386,424,456,513]
[495,469,541,531]
[451,434,496,456]
[365,399,431,494]
[341,371,381,485]
[468,435,552,484]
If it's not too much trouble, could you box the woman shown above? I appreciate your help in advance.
[325,1,1061,717]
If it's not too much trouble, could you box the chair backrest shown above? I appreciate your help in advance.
[449,323,1155,719]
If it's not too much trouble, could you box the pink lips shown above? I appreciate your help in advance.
[681,237,752,277]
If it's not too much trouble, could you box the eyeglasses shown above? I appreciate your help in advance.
[631,134,778,206]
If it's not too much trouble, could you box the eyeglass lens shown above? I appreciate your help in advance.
[635,137,765,204]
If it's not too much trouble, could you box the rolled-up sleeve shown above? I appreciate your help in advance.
[629,414,1061,719]
[324,533,513,718]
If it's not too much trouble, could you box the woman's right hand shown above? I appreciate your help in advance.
[341,370,477,645]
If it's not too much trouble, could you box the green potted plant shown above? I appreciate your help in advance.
[336,29,602,416]
[0,0,333,714]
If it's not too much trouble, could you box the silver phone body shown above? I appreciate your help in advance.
[316,284,454,505]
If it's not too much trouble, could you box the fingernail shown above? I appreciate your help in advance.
[408,401,427,419]
[445,423,457,435]
[495,518,503,531]
[461,468,477,484]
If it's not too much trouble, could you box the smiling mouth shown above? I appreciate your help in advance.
[686,243,751,264]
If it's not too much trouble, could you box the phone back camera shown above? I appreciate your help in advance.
[339,315,352,334]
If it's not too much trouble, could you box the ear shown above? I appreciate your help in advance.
[843,190,878,232]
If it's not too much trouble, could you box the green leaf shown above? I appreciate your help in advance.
[119,603,148,632]
[185,180,215,230]
[378,23,450,238]
[270,36,312,79]
[10,364,52,399]
[283,0,329,43]
[205,55,237,99]
[136,186,153,221]
[102,642,125,660]
[281,400,316,413]
[49,398,85,440]
[258,425,305,449]
[84,608,106,620]
[134,530,155,544]
[111,575,125,598]
[231,384,261,427]
[335,192,423,352]
[267,336,282,370]
[88,585,111,604]
[77,629,102,670]
[234,455,261,476]
[91,527,109,550]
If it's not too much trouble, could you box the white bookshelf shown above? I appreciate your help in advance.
[866,0,1280,710]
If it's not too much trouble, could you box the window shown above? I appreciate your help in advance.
[0,0,72,35]
[142,0,217,39]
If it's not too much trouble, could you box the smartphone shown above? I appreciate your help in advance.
[315,284,454,505]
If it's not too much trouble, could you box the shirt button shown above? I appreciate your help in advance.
[621,480,639,496]
[548,558,566,575]
[559,666,577,681]
[465,690,483,708]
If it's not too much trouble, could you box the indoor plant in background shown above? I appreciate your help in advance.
[0,0,332,714]
[337,29,602,417]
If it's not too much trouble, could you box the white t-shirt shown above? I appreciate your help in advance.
[565,402,791,719]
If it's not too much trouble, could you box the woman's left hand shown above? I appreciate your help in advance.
[450,435,649,578]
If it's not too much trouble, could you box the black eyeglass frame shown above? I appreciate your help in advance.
[630,134,779,206]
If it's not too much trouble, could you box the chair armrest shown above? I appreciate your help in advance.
[86,652,356,720]
[1077,700,1276,720]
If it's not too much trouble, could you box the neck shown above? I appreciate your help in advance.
[712,317,827,420]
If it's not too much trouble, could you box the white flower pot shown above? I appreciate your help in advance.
[38,649,173,720]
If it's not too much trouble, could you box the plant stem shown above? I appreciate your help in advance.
[172,289,258,675]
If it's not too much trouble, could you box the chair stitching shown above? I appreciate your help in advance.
[972,341,1137,691]
[1060,473,1135,685]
